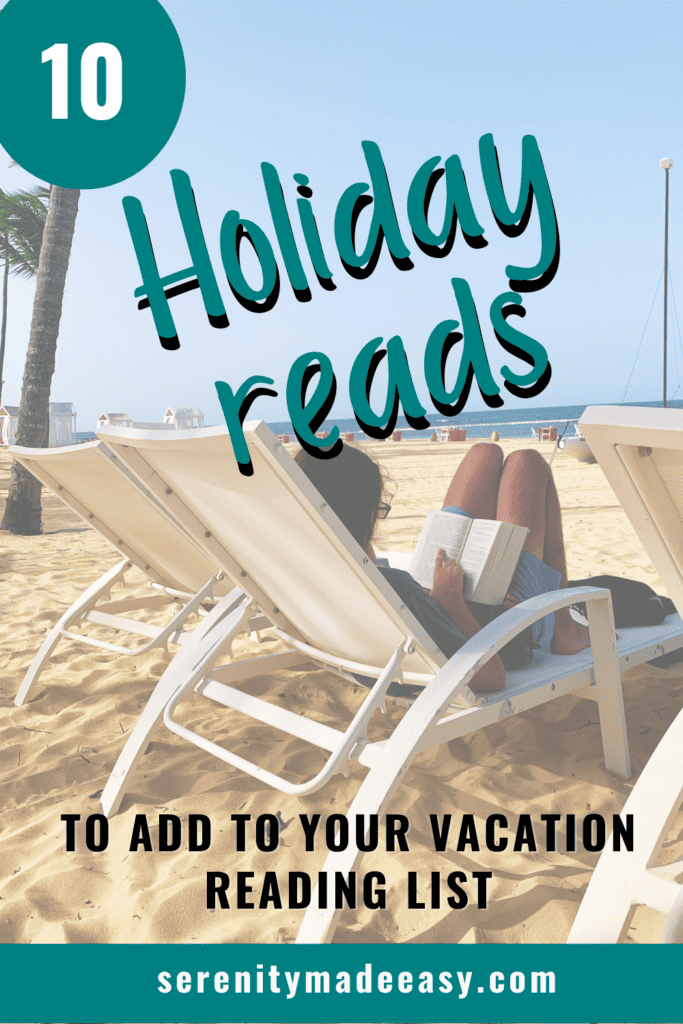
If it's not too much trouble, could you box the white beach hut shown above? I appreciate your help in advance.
[49,402,77,446]
[1,402,76,447]
[97,412,133,430]
[96,411,175,431]
[95,408,205,434]
[0,405,19,446]
[163,406,205,429]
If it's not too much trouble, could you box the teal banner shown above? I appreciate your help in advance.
[1,942,680,1021]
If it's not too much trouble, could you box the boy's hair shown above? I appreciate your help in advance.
[294,444,385,549]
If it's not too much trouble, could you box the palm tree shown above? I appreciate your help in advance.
[1,185,80,534]
[0,185,50,406]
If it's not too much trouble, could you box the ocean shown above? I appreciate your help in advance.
[76,399,683,445]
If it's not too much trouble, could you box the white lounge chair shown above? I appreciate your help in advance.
[568,404,683,943]
[579,405,683,615]
[10,440,247,706]
[568,705,683,943]
[87,420,683,943]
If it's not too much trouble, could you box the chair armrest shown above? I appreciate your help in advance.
[416,585,614,712]
[355,586,621,792]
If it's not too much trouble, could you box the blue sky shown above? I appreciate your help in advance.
[1,0,681,429]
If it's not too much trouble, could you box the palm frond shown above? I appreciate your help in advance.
[0,185,49,278]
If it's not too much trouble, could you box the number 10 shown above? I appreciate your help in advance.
[42,43,123,121]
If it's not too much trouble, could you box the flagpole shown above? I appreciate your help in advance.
[660,157,674,407]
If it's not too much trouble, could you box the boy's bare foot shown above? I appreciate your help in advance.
[552,616,591,655]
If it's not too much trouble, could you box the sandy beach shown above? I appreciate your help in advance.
[2,436,683,946]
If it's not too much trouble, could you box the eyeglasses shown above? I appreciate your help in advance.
[376,502,392,519]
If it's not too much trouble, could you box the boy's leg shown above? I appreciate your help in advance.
[495,449,548,560]
[496,449,590,655]
[534,457,591,653]
[442,442,503,519]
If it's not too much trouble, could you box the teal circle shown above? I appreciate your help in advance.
[0,0,185,189]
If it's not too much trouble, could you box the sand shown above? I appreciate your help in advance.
[2,438,683,946]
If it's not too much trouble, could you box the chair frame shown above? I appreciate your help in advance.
[100,570,664,944]
[90,421,679,943]
[568,706,683,944]
[10,440,264,707]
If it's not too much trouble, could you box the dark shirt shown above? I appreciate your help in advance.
[377,565,468,659]
[353,566,469,697]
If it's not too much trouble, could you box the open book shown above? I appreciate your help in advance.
[408,510,529,605]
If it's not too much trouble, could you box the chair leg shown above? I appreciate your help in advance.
[295,748,415,944]
[100,588,250,818]
[295,629,487,942]
[585,594,631,780]
[15,558,130,706]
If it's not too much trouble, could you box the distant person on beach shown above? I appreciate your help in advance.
[294,442,590,694]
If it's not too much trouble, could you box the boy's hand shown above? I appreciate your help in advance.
[431,547,465,603]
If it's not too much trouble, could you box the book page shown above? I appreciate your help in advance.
[408,509,471,588]
[458,518,501,599]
